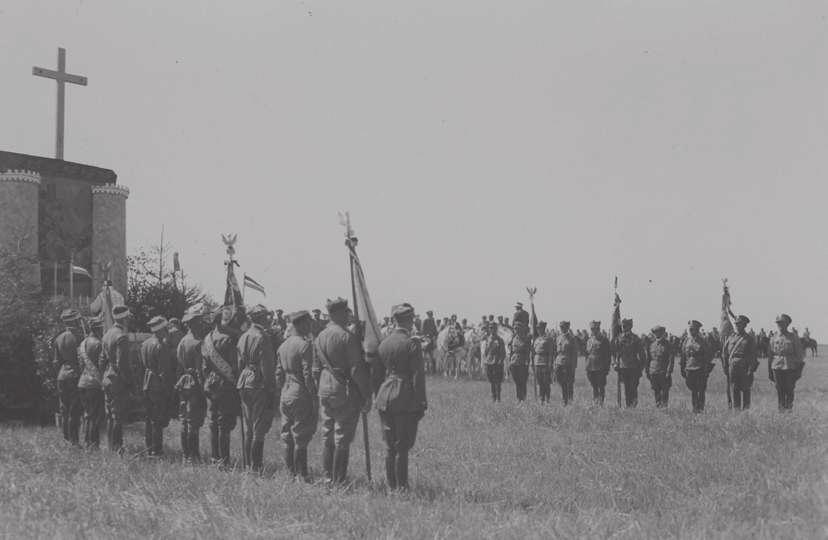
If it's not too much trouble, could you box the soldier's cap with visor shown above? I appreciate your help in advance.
[289,310,312,325]
[590,320,601,328]
[651,325,666,334]
[182,302,208,323]
[537,321,548,329]
[148,316,168,332]
[60,308,82,323]
[621,318,633,327]
[312,309,322,315]
[515,302,523,309]
[734,315,750,326]
[112,305,132,321]
[89,314,104,328]
[326,297,349,313]
[247,304,269,321]
[559,320,570,327]
[775,313,792,325]
[392,303,415,321]
[168,318,181,327]
[688,320,703,329]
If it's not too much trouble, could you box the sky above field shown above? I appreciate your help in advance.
[1,1,826,336]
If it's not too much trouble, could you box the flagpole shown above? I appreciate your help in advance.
[69,253,74,301]
[53,261,58,299]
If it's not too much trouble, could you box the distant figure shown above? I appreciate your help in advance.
[175,304,208,463]
[481,323,506,402]
[722,315,758,410]
[769,314,805,411]
[554,321,579,406]
[681,320,713,413]
[612,318,645,408]
[585,321,611,406]
[532,321,554,404]
[646,326,674,408]
[508,322,532,402]
[77,314,105,449]
[140,316,175,457]
[311,309,325,338]
[54,309,83,445]
[512,302,530,328]
[101,305,133,453]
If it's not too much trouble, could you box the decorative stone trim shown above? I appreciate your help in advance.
[91,184,130,198]
[0,169,41,185]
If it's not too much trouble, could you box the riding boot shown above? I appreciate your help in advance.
[743,390,751,410]
[284,440,295,475]
[395,451,409,490]
[295,448,309,482]
[219,432,231,467]
[385,452,397,490]
[323,442,335,481]
[153,424,164,456]
[252,440,264,473]
[210,423,220,463]
[145,420,153,454]
[190,430,201,463]
[333,446,350,484]
[733,389,741,410]
[180,427,189,461]
[112,423,123,452]
[699,391,705,412]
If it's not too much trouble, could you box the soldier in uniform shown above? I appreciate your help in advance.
[77,315,105,448]
[376,303,427,491]
[680,320,714,413]
[175,304,208,463]
[532,321,554,403]
[512,302,529,328]
[276,311,318,481]
[612,318,645,408]
[508,322,532,401]
[421,310,438,374]
[722,315,759,410]
[54,309,83,444]
[768,314,805,411]
[140,316,175,456]
[236,304,278,472]
[311,309,324,338]
[554,321,579,406]
[584,321,611,406]
[314,298,371,484]
[481,323,506,402]
[202,307,241,467]
[101,305,133,452]
[646,326,674,408]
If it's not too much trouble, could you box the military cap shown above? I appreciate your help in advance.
[392,303,415,320]
[590,320,601,328]
[289,310,311,324]
[515,302,523,309]
[426,310,434,316]
[247,304,269,320]
[182,303,206,323]
[688,320,703,329]
[326,297,349,312]
[312,309,322,315]
[88,314,104,328]
[112,305,131,320]
[60,308,81,323]
[734,315,750,325]
[537,320,548,328]
[559,320,570,327]
[148,316,168,332]
[651,325,666,334]
[775,313,792,325]
[621,318,633,327]
[275,309,284,314]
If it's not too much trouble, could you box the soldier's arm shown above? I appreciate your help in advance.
[301,340,317,397]
[116,334,133,387]
[411,340,427,413]
[746,336,759,373]
[311,338,322,383]
[274,345,286,392]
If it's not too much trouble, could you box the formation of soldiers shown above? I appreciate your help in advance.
[50,298,427,491]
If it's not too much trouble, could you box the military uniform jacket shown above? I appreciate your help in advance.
[769,331,804,371]
[722,332,758,373]
[421,317,438,338]
[375,329,427,414]
[314,322,370,404]
[508,334,532,366]
[680,334,712,372]
[202,328,238,392]
[613,332,645,370]
[647,337,673,375]
[276,335,316,403]
[554,332,579,369]
[481,335,506,365]
[512,309,530,327]
[77,335,104,390]
[585,334,611,372]
[54,329,80,382]
[101,323,131,389]
[236,324,277,393]
[176,331,204,392]
[533,335,554,367]
[140,335,175,394]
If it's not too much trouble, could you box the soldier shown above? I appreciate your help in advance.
[554,321,579,406]
[140,316,175,457]
[508,322,532,401]
[722,315,759,410]
[311,309,324,338]
[584,321,611,406]
[680,320,714,413]
[54,309,83,444]
[236,304,278,472]
[376,303,427,491]
[314,298,371,484]
[646,326,674,408]
[512,302,529,328]
[77,315,105,448]
[612,318,645,408]
[175,304,208,463]
[532,321,554,403]
[276,311,318,481]
[101,305,133,453]
[769,314,805,411]
[481,323,506,401]
[202,307,241,467]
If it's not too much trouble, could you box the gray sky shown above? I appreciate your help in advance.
[2,1,826,336]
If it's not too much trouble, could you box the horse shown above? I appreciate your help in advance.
[801,336,818,357]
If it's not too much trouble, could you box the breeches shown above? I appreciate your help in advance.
[773,369,798,410]
[510,364,529,400]
[379,411,419,455]
[320,393,361,449]
[144,390,170,426]
[79,388,104,444]
[104,388,127,424]
[729,367,754,392]
[240,388,275,442]
[685,370,708,393]
[57,378,81,440]
[208,389,239,433]
[179,389,206,429]
[485,364,504,383]
[280,395,318,449]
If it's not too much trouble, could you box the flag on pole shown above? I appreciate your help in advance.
[720,280,733,344]
[243,274,266,297]
[611,289,622,342]
[71,264,92,279]
[346,241,382,360]
[224,262,243,308]
[173,252,181,273]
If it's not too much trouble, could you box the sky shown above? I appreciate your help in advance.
[1,1,826,337]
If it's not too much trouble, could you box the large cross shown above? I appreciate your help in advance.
[32,47,88,160]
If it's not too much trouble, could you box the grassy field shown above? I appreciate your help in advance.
[1,352,826,539]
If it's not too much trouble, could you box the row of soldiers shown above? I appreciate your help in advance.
[51,298,427,490]
[475,311,807,412]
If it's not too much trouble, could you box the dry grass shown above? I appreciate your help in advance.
[1,353,826,539]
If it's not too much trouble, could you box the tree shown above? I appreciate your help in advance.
[126,247,214,330]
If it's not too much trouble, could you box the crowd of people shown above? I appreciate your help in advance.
[49,297,811,492]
